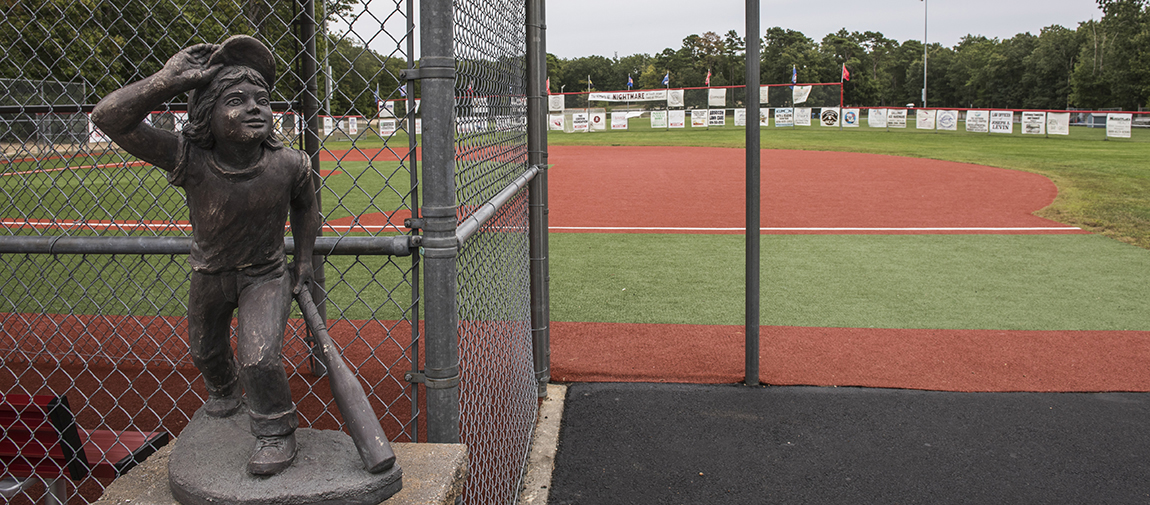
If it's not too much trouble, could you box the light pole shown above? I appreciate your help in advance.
[921,0,928,108]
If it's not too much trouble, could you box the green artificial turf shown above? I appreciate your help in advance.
[548,118,1150,249]
[549,232,1150,331]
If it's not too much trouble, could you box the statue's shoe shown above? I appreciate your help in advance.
[247,433,297,476]
[203,393,243,418]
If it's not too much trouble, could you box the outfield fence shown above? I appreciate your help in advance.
[0,1,548,504]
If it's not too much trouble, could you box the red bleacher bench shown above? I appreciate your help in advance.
[1,394,169,502]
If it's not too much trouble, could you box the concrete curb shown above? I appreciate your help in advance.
[518,383,567,505]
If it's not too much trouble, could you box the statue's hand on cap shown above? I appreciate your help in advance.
[161,43,223,92]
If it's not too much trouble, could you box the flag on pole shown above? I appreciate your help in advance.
[399,83,407,97]
[791,65,797,86]
[546,77,550,94]
[841,64,850,82]
[662,72,670,86]
[627,75,633,89]
[705,69,712,86]
[587,75,593,89]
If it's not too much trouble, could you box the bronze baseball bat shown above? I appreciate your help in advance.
[296,288,396,474]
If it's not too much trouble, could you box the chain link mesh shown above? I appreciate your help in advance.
[454,0,538,504]
[1,1,424,502]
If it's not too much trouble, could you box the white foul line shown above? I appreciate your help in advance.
[549,226,1083,232]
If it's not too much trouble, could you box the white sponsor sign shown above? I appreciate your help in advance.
[690,109,708,127]
[916,109,936,130]
[867,109,887,128]
[572,112,589,132]
[549,114,564,130]
[759,86,769,104]
[87,114,110,143]
[668,109,686,128]
[610,111,628,130]
[1047,112,1071,136]
[792,85,812,104]
[936,110,958,131]
[965,110,989,133]
[588,90,669,102]
[820,108,840,127]
[842,108,860,127]
[1021,111,1046,135]
[379,119,397,136]
[589,110,607,131]
[548,95,565,112]
[794,107,811,126]
[667,90,685,108]
[323,116,334,135]
[415,118,422,135]
[708,88,727,107]
[990,111,1014,134]
[348,117,358,136]
[650,110,668,128]
[473,97,489,115]
[887,109,907,128]
[734,108,747,127]
[1107,113,1133,138]
[708,109,725,127]
[775,108,794,127]
[759,110,769,126]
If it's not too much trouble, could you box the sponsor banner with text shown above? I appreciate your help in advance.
[774,108,794,127]
[887,109,907,128]
[936,110,958,131]
[965,110,989,132]
[650,110,668,128]
[588,90,669,102]
[668,109,686,128]
[1107,113,1133,138]
[690,109,708,127]
[916,109,936,130]
[794,107,812,126]
[990,111,1014,134]
[1022,111,1046,135]
[867,109,887,128]
[842,108,860,127]
[1047,112,1070,135]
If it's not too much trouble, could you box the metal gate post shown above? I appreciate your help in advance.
[745,0,761,386]
[419,0,461,444]
[527,0,551,398]
[299,0,329,377]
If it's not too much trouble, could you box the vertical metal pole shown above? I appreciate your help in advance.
[406,0,421,442]
[421,0,461,444]
[527,0,551,398]
[301,0,328,377]
[922,0,928,108]
[745,0,761,386]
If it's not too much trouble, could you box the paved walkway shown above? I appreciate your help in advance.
[547,383,1150,504]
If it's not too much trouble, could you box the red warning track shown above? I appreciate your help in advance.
[547,145,1085,234]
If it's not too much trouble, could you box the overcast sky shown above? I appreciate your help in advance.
[546,0,1104,58]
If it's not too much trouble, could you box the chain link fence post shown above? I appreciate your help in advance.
[527,0,551,398]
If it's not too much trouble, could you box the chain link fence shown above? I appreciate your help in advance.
[1,0,546,504]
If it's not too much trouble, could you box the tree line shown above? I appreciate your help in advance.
[548,0,1150,111]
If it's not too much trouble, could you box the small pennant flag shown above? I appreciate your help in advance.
[705,69,712,86]
[791,65,797,86]
[399,83,407,97]
[662,72,670,86]
[546,77,550,94]
[842,64,850,82]
[587,75,593,89]
[627,75,633,89]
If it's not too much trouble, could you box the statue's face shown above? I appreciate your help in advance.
[211,80,273,145]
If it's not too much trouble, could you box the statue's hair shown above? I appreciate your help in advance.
[177,66,282,170]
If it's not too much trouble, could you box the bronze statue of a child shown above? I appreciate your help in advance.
[92,36,319,476]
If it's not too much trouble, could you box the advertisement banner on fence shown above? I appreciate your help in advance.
[759,85,769,104]
[549,114,564,130]
[415,118,422,135]
[734,108,747,126]
[691,109,708,127]
[759,110,770,126]
[348,117,358,136]
[1047,112,1071,135]
[572,112,589,132]
[379,119,397,136]
[590,110,607,131]
[667,90,685,108]
[323,116,334,135]
[842,108,860,127]
[965,110,989,132]
[668,109,686,128]
[610,111,628,130]
[887,109,907,128]
[916,109,936,130]
[937,110,958,131]
[795,108,812,126]
[709,109,726,126]
[820,108,840,127]
[1022,111,1046,135]
[867,109,887,128]
[1107,113,1133,138]
[775,108,794,127]
[708,88,727,107]
[650,110,668,128]
[589,90,668,102]
[548,95,565,112]
[990,111,1014,134]
[473,97,489,114]
[792,85,812,104]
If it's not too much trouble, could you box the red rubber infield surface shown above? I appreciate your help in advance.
[544,146,1147,392]
[547,145,1086,234]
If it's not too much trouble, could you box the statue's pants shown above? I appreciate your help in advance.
[188,263,298,437]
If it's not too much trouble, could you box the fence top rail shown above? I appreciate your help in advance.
[0,235,418,256]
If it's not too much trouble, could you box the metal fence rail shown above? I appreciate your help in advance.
[0,1,547,504]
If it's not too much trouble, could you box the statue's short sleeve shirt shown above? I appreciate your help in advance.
[169,139,310,274]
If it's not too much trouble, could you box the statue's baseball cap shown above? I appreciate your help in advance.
[207,35,276,87]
